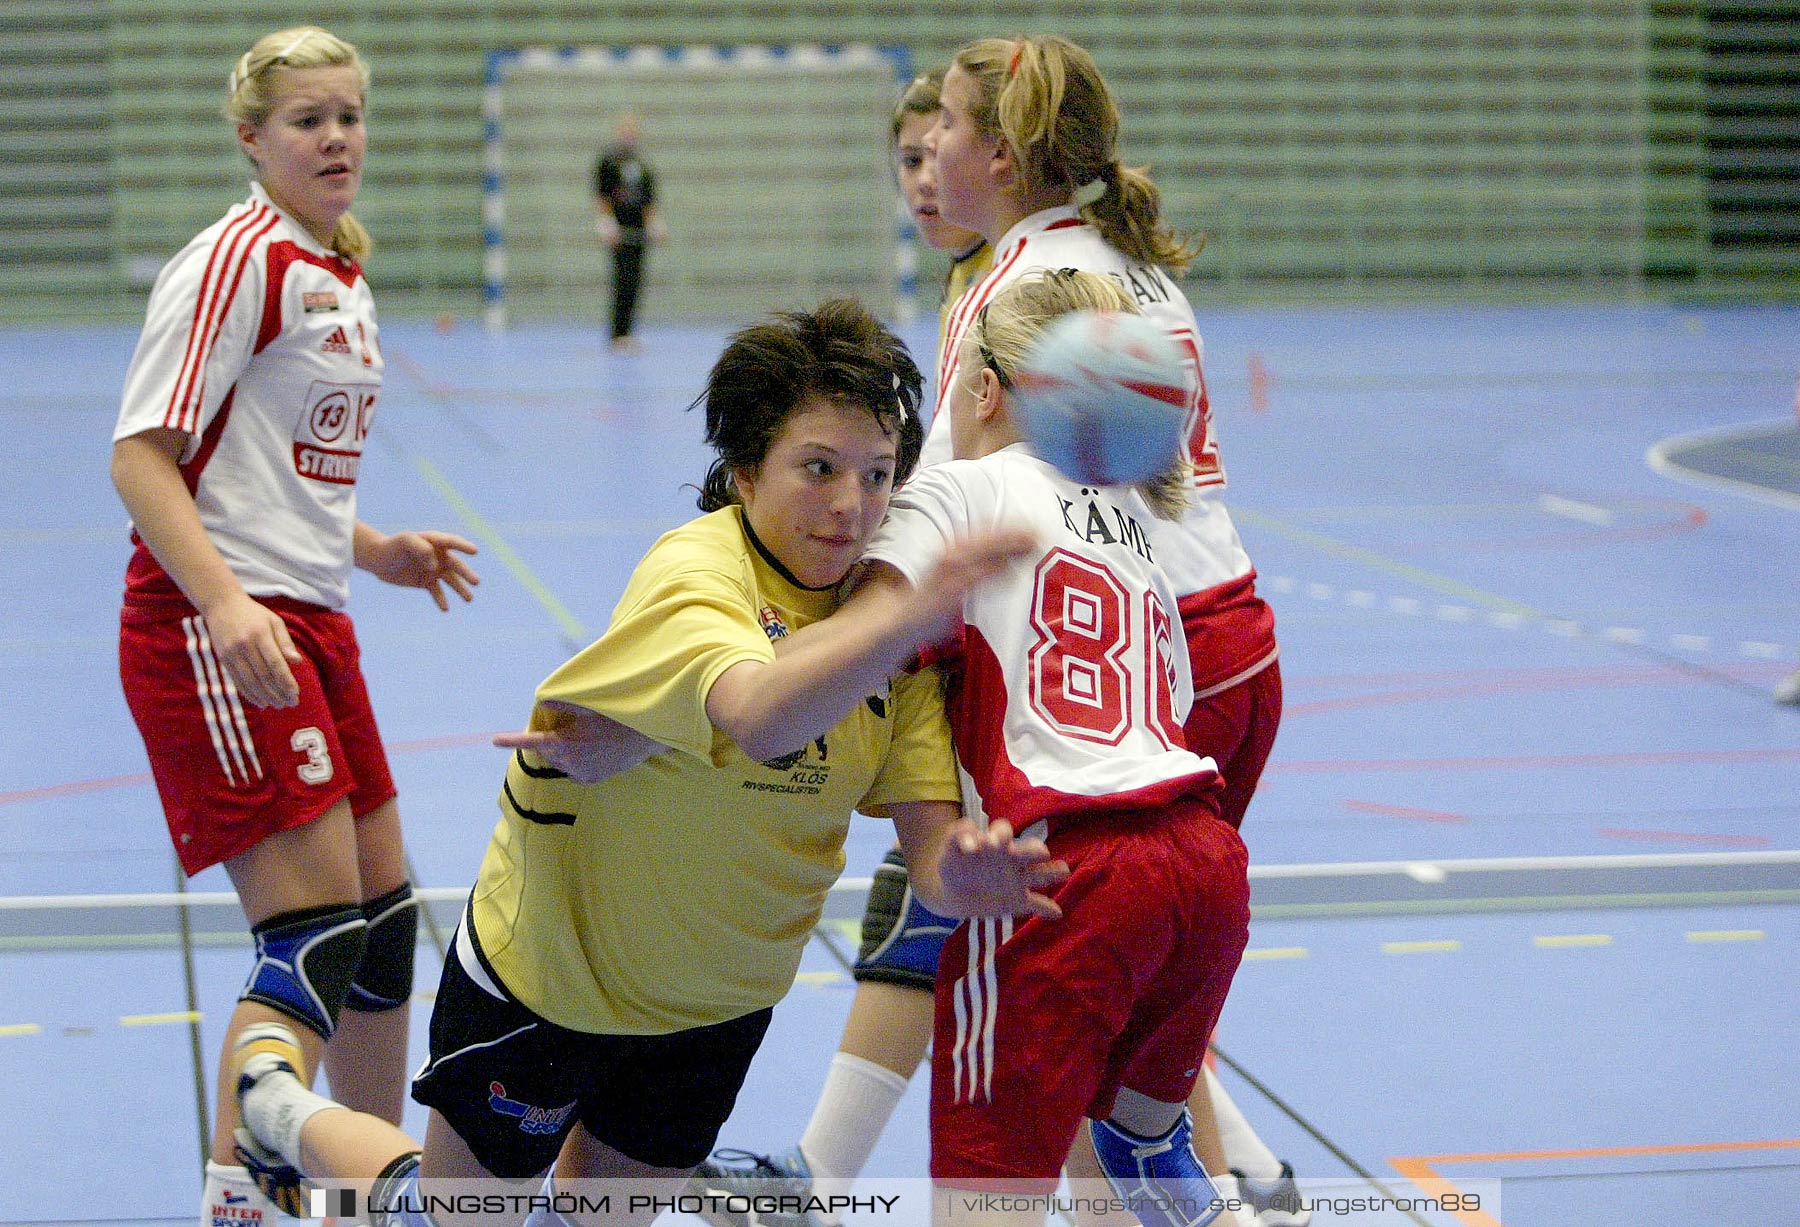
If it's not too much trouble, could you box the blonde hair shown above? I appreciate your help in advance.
[952,36,1197,274]
[891,69,947,144]
[970,268,1192,519]
[225,26,372,263]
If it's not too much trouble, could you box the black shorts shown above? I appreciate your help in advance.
[410,907,773,1179]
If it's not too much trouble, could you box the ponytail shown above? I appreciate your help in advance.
[1084,161,1197,275]
[955,36,1199,274]
[329,213,372,264]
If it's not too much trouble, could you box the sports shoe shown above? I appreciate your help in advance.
[230,1022,311,1217]
[685,1147,827,1227]
[1232,1162,1311,1227]
[1775,668,1800,705]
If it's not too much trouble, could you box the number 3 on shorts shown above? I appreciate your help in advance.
[291,727,335,785]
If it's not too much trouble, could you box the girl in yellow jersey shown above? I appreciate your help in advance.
[222,299,1062,1227]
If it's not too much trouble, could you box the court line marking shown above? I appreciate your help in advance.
[1647,419,1800,513]
[1267,746,1800,774]
[5,921,1780,1032]
[1266,573,1794,663]
[1538,493,1614,526]
[1532,934,1613,948]
[119,1010,202,1026]
[1236,509,1540,617]
[2,850,1790,913]
[412,456,590,649]
[1390,1138,1800,1227]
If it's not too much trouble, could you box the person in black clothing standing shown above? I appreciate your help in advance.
[593,112,664,352]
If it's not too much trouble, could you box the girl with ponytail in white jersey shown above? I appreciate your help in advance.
[918,35,1301,1227]
[806,270,1247,1227]
[110,27,479,1226]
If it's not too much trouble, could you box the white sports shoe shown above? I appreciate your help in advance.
[1775,667,1800,705]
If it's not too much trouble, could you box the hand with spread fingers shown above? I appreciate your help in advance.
[355,526,480,610]
[936,817,1070,920]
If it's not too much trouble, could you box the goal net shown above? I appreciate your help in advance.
[483,44,917,331]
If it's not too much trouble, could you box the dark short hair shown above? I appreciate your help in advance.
[693,299,924,512]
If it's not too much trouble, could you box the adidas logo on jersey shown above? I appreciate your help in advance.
[321,326,352,355]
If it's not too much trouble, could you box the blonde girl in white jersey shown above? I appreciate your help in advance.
[921,34,1301,1227]
[110,27,479,1225]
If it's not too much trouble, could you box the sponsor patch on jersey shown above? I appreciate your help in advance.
[302,290,340,313]
[293,381,376,485]
[320,325,352,355]
[758,605,790,641]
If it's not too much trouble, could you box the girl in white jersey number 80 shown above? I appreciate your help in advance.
[820,268,1250,1227]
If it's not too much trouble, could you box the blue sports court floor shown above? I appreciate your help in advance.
[2,301,1796,1226]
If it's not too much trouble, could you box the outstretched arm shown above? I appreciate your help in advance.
[703,528,1035,763]
[491,699,662,783]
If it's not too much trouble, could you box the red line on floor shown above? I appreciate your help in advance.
[1344,799,1472,824]
[0,731,504,808]
[1596,827,1772,848]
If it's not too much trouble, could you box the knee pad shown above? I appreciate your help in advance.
[344,881,419,1013]
[242,904,368,1040]
[370,1151,433,1227]
[853,847,957,990]
[1090,1112,1226,1227]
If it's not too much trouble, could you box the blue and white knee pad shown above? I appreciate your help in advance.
[241,883,418,1040]
[1090,1112,1227,1227]
[243,903,369,1039]
[853,848,958,990]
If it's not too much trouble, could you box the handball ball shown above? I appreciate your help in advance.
[1010,309,1190,487]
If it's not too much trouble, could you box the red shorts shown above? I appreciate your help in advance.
[118,596,396,875]
[929,798,1250,1185]
[1185,658,1282,829]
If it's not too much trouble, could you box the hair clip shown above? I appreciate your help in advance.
[273,31,313,61]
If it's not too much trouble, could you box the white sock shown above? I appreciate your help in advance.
[202,1161,276,1225]
[798,1051,912,1198]
[1206,1067,1281,1180]
[239,1052,346,1167]
[1210,1171,1258,1227]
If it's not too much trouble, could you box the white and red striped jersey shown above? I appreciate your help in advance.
[864,445,1217,829]
[921,205,1276,694]
[114,182,382,610]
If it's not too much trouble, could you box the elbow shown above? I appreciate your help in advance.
[726,721,805,765]
[706,662,813,763]
[108,445,132,496]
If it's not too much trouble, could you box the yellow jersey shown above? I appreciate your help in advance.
[472,506,960,1034]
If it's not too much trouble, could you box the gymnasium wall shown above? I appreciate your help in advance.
[2,0,1793,323]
